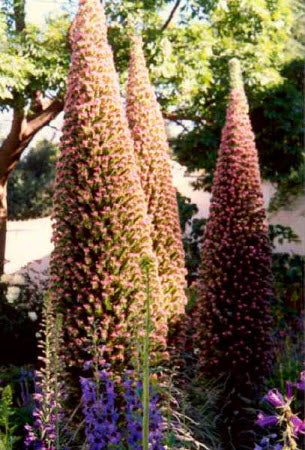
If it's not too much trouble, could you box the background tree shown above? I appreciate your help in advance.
[0,0,69,272]
[7,139,58,220]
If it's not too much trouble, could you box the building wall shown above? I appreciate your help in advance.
[5,163,305,275]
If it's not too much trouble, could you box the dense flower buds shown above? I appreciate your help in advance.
[194,58,273,386]
[127,35,187,324]
[50,0,167,371]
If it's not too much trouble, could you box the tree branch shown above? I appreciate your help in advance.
[160,0,182,32]
[163,111,203,124]
[24,98,63,139]
[0,98,63,181]
[13,0,26,32]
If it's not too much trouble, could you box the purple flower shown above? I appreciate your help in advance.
[263,389,285,407]
[295,371,305,391]
[24,425,37,447]
[291,415,305,436]
[285,381,293,399]
[256,413,278,427]
[80,373,120,449]
[83,360,93,371]
[81,369,164,448]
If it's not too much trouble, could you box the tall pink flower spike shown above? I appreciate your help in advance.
[193,58,273,387]
[50,0,167,372]
[127,35,187,329]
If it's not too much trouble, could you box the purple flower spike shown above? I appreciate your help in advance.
[274,445,283,450]
[263,389,286,407]
[256,413,278,427]
[291,415,305,436]
[295,371,305,391]
[286,381,293,399]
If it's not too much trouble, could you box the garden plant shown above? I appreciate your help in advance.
[0,0,303,448]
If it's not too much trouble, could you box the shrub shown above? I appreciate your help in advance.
[0,270,47,365]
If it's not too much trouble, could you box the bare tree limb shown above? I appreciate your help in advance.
[163,110,203,124]
[160,0,182,32]
[0,98,63,182]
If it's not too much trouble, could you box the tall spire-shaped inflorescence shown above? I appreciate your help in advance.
[126,35,187,327]
[194,58,273,388]
[50,0,167,372]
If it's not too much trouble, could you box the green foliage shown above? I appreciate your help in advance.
[271,253,304,325]
[252,59,304,184]
[266,333,304,396]
[0,384,19,449]
[176,193,198,233]
[7,139,58,220]
[176,193,204,285]
[0,366,35,446]
[182,217,206,285]
[268,160,304,212]
[269,224,300,247]
[0,2,70,106]
[165,375,223,449]
[173,57,304,191]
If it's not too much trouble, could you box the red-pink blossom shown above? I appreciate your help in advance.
[50,0,167,372]
[193,58,273,386]
[126,35,187,326]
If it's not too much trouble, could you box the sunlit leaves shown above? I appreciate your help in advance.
[0,8,69,104]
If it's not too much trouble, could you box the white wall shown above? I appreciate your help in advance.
[5,162,304,275]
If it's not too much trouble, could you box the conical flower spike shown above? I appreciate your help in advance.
[127,34,187,327]
[194,58,273,387]
[50,0,167,372]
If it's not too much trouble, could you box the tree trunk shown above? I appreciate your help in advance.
[0,181,7,274]
[0,98,63,275]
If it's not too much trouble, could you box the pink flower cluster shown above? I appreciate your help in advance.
[50,0,168,372]
[127,35,187,325]
[193,59,273,386]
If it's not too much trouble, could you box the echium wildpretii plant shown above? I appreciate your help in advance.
[193,58,274,387]
[50,0,167,372]
[126,35,187,327]
[25,294,64,449]
[255,371,305,449]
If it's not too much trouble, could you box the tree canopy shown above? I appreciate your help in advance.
[0,0,303,209]
[0,0,70,107]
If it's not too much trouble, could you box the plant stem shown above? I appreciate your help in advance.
[142,262,151,450]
